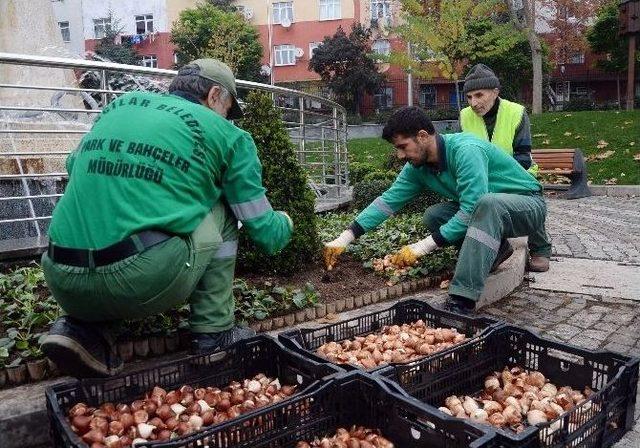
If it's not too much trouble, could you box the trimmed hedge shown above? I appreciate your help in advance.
[238,91,320,275]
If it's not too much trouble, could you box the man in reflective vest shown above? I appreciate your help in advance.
[460,63,538,176]
[323,107,551,315]
[40,59,293,377]
[459,64,547,271]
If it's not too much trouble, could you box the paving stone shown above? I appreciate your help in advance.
[580,329,613,342]
[604,342,635,354]
[545,324,583,341]
[568,335,602,350]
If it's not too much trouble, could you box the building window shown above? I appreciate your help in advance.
[274,44,296,66]
[309,42,321,58]
[372,39,391,56]
[569,52,585,64]
[273,2,293,25]
[58,21,70,42]
[374,86,393,110]
[135,14,154,34]
[371,0,391,21]
[141,55,158,68]
[93,18,111,39]
[419,85,436,107]
[319,0,341,20]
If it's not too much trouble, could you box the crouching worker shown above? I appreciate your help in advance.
[323,107,550,315]
[41,59,293,377]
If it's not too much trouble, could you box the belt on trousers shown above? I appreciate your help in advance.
[48,230,174,268]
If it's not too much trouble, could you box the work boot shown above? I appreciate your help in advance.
[443,295,476,316]
[190,326,256,355]
[528,255,550,272]
[490,240,514,273]
[42,316,123,378]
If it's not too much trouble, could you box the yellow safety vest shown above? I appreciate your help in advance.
[460,99,539,176]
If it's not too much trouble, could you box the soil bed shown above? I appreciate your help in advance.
[241,257,390,304]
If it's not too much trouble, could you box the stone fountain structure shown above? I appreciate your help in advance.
[0,0,89,258]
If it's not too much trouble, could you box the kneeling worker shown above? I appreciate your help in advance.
[41,59,293,377]
[324,107,550,315]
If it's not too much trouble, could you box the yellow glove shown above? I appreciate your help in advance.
[389,245,419,268]
[389,236,438,268]
[323,246,345,271]
[323,229,355,270]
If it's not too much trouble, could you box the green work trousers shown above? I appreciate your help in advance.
[423,193,551,301]
[41,202,238,334]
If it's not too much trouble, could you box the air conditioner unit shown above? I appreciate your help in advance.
[295,47,304,58]
[281,17,292,28]
[243,7,254,20]
[260,64,272,76]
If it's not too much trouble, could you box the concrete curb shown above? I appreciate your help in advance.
[543,184,640,198]
[477,237,528,310]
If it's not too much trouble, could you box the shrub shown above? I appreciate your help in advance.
[351,177,441,214]
[237,91,320,275]
[362,170,397,183]
[424,107,460,121]
[563,98,596,111]
[349,161,378,184]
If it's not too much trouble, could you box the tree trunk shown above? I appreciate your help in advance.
[617,74,621,110]
[527,28,544,115]
[510,0,544,114]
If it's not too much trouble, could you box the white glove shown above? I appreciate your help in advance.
[323,229,355,270]
[326,229,355,248]
[408,235,438,257]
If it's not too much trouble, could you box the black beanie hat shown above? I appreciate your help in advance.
[463,63,500,94]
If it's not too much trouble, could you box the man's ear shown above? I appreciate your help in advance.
[417,129,430,141]
[206,86,220,108]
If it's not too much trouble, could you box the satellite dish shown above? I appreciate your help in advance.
[295,47,304,58]
[281,17,292,28]
[243,7,254,20]
[260,64,272,76]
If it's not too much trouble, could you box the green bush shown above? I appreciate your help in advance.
[237,91,320,275]
[349,161,378,184]
[563,98,596,111]
[424,108,460,121]
[362,170,397,183]
[351,177,441,215]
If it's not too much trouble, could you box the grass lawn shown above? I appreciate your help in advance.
[529,110,639,185]
[346,137,394,168]
[347,110,640,184]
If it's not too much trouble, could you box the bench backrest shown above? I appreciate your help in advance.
[532,149,576,172]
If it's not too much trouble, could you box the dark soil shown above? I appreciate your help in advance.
[241,257,390,304]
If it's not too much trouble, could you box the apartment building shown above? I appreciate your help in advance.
[51,0,175,69]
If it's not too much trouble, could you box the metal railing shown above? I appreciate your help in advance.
[0,52,351,255]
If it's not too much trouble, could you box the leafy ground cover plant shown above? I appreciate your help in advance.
[318,212,457,284]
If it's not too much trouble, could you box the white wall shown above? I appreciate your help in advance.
[50,0,85,57]
[80,0,168,39]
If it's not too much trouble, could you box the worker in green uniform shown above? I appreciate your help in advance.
[41,59,293,377]
[324,107,551,315]
[459,63,547,271]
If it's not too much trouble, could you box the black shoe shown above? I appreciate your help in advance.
[190,326,257,355]
[42,316,123,378]
[443,295,476,316]
[490,240,514,273]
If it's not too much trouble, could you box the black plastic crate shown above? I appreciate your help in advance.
[378,325,640,448]
[46,335,342,448]
[278,299,499,373]
[127,371,497,447]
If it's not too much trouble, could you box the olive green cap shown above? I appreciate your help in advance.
[191,58,243,119]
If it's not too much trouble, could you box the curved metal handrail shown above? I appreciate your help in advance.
[0,52,347,112]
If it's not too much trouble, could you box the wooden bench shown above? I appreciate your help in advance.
[532,148,591,199]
